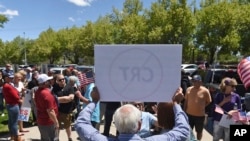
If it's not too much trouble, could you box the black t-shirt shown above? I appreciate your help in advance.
[52,84,75,114]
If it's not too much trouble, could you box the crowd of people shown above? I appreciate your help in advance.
[0,63,250,141]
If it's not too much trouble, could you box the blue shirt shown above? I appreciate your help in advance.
[138,111,157,138]
[74,103,190,141]
[82,83,100,123]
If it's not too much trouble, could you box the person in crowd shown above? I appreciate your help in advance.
[181,69,191,95]
[212,77,241,141]
[27,71,39,125]
[132,102,158,138]
[52,74,75,141]
[204,85,218,135]
[25,67,33,82]
[103,102,121,137]
[18,70,29,88]
[180,69,191,108]
[82,82,100,129]
[2,73,23,141]
[0,71,5,117]
[184,74,212,140]
[71,69,81,90]
[35,74,59,141]
[2,63,14,76]
[13,72,29,134]
[157,102,197,141]
[75,87,190,141]
[63,68,72,83]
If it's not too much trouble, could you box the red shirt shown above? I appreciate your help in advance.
[3,83,20,105]
[35,87,58,125]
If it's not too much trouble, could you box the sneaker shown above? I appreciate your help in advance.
[1,113,4,117]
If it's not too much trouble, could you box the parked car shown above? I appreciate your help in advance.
[204,68,247,98]
[62,64,78,69]
[49,67,66,74]
[181,64,198,75]
[76,65,95,73]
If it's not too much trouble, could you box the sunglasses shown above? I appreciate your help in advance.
[58,78,65,81]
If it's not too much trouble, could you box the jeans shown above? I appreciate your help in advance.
[0,93,4,113]
[213,121,230,141]
[204,117,214,135]
[6,104,19,136]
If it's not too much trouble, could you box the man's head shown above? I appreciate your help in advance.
[192,75,202,87]
[37,74,53,87]
[3,72,14,83]
[5,64,11,70]
[113,104,142,134]
[56,74,66,87]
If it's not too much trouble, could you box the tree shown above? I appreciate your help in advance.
[0,14,8,28]
[195,1,240,64]
[146,0,196,62]
[31,28,62,64]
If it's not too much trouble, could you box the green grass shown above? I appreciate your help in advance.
[0,110,9,135]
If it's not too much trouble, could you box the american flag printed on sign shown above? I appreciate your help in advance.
[77,71,95,88]
[237,56,250,89]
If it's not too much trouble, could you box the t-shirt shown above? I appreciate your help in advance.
[213,92,241,121]
[52,84,75,114]
[35,87,58,125]
[3,83,20,105]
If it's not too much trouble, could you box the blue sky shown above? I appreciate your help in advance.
[0,0,158,42]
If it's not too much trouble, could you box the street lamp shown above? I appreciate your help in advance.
[23,32,27,65]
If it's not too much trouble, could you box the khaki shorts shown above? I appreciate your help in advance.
[58,112,72,129]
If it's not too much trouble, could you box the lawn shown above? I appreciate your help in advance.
[0,111,9,135]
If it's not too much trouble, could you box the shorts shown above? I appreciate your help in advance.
[58,112,72,129]
[187,114,205,133]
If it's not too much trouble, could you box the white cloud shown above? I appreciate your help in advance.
[67,0,94,7]
[0,9,19,18]
[68,17,76,22]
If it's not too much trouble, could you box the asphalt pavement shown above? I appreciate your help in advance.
[0,121,213,141]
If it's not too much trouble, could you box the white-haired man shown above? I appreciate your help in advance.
[74,87,190,141]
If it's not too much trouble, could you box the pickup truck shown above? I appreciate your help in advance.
[203,68,248,100]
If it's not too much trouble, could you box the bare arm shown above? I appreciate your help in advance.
[47,108,59,128]
[58,94,74,103]
[75,90,90,104]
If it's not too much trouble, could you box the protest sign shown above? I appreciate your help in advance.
[95,44,182,102]
[18,90,32,122]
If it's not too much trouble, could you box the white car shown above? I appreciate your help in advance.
[181,64,198,75]
[49,67,66,74]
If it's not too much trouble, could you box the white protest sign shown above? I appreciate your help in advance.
[18,107,31,122]
[18,89,32,121]
[95,44,182,102]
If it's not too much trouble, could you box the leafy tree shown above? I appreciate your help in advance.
[146,0,196,62]
[31,28,62,64]
[195,1,240,64]
[0,14,8,28]
[237,4,250,56]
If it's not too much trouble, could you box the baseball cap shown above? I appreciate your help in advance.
[37,74,53,84]
[192,75,202,81]
[26,67,32,71]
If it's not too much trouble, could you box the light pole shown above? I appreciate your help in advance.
[23,32,27,65]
